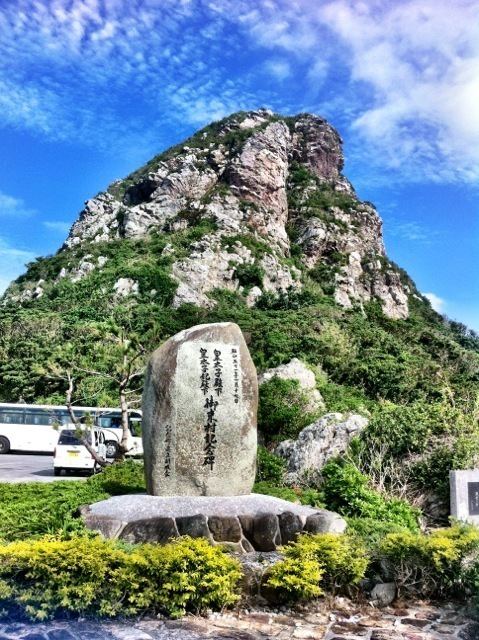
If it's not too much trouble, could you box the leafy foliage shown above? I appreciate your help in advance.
[379,523,479,598]
[0,536,241,620]
[256,446,286,484]
[320,459,420,530]
[266,533,368,601]
[234,262,264,290]
[258,377,321,442]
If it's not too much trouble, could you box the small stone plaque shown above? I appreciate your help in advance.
[468,482,479,516]
[450,470,479,525]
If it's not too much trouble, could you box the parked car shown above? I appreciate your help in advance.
[53,427,106,476]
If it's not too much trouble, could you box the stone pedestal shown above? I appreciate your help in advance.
[82,494,346,553]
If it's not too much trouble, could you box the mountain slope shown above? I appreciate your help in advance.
[6,109,412,319]
[1,110,478,513]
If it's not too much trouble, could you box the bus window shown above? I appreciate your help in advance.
[0,410,24,424]
[97,414,121,429]
[24,410,54,426]
[58,410,80,425]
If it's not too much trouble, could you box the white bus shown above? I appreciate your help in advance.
[0,403,143,458]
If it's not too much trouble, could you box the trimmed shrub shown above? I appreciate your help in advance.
[88,458,145,494]
[0,460,145,541]
[266,533,368,601]
[0,482,109,541]
[0,536,241,620]
[379,523,479,598]
[265,556,324,601]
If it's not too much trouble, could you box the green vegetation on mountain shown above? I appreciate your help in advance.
[1,109,479,527]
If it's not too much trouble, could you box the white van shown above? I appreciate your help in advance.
[53,427,107,476]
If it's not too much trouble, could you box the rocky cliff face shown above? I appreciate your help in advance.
[8,109,415,318]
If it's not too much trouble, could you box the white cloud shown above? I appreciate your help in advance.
[0,190,35,217]
[307,59,329,87]
[264,59,291,81]
[0,0,478,183]
[317,0,479,182]
[388,221,438,244]
[0,238,36,295]
[43,221,72,234]
[424,292,446,313]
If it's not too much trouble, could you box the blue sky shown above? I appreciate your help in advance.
[0,0,478,329]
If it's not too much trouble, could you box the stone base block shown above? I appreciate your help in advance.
[82,493,346,552]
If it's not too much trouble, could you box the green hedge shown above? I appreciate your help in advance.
[266,533,368,601]
[379,523,479,598]
[0,536,241,620]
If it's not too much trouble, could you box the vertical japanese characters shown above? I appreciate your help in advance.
[200,347,221,470]
[232,347,240,404]
[164,424,172,477]
[213,349,223,396]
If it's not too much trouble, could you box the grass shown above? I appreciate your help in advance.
[0,460,145,541]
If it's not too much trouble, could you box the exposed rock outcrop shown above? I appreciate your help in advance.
[170,232,300,309]
[276,413,369,483]
[7,109,415,319]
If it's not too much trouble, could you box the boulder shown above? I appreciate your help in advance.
[249,513,281,551]
[276,412,368,482]
[278,511,304,544]
[371,582,397,607]
[142,322,258,496]
[258,358,324,413]
[304,511,347,534]
[120,517,178,544]
[113,277,139,298]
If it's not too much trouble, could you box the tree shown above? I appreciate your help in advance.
[38,319,152,462]
[74,326,147,459]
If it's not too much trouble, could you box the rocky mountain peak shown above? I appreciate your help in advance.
[9,110,417,319]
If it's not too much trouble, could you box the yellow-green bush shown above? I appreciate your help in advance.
[379,522,479,597]
[0,536,241,620]
[266,556,324,601]
[266,533,368,601]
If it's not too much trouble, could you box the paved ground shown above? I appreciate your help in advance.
[0,453,86,482]
[0,601,475,639]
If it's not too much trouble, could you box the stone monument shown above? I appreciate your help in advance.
[450,470,479,526]
[142,322,258,496]
[82,322,347,551]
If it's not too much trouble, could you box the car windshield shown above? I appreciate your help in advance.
[58,430,92,445]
